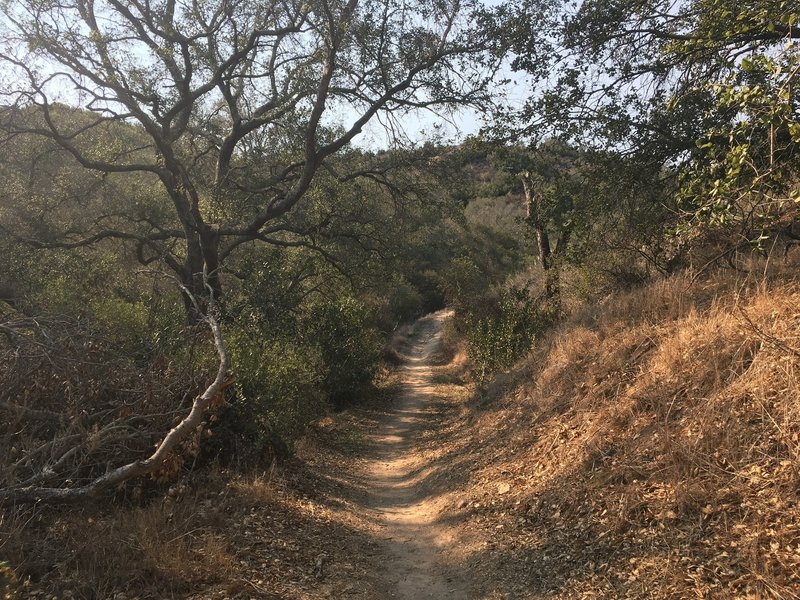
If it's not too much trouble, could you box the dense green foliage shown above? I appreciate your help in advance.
[0,107,521,479]
[465,287,554,382]
[484,0,799,239]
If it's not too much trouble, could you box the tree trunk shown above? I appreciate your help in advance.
[160,165,225,323]
[178,225,223,324]
[199,224,222,299]
[522,175,560,310]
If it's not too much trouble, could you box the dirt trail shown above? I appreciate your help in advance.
[365,310,471,599]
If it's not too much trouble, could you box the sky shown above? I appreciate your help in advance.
[343,71,532,150]
[0,0,531,151]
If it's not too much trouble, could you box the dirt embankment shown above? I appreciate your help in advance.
[426,264,800,599]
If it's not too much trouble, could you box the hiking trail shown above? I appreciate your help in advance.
[364,310,471,599]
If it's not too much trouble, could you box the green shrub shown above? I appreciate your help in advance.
[386,276,425,326]
[212,332,326,461]
[90,297,149,355]
[207,294,382,463]
[466,287,555,382]
[306,296,381,408]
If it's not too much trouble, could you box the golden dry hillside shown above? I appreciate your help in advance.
[435,257,800,598]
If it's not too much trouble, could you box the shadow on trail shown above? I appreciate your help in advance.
[293,311,479,598]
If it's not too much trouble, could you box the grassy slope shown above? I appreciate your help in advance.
[445,257,800,598]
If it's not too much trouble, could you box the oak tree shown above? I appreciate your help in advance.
[1,0,493,318]
[485,0,799,236]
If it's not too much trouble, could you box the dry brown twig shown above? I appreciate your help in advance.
[736,303,800,359]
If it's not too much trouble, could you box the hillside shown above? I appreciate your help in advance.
[7,257,800,598]
[433,257,800,598]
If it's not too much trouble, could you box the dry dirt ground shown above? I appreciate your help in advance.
[267,308,541,599]
[283,309,485,599]
[181,308,488,599]
[357,311,473,599]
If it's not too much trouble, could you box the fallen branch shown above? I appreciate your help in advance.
[0,275,229,506]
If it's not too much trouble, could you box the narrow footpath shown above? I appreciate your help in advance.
[364,311,472,598]
[223,309,482,600]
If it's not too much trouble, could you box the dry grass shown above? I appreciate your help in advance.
[1,470,240,599]
[451,256,800,598]
[3,434,394,599]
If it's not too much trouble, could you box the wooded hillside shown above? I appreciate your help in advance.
[1,0,798,597]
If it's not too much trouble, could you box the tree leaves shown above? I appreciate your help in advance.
[486,0,799,242]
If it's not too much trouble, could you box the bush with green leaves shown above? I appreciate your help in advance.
[375,274,425,330]
[466,287,555,382]
[214,332,326,461]
[306,296,382,409]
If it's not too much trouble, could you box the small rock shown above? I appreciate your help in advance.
[315,554,326,579]
[457,499,468,509]
[497,482,511,494]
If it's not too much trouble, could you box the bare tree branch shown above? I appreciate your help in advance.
[0,276,229,506]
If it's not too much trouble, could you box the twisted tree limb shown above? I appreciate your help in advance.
[0,279,229,506]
